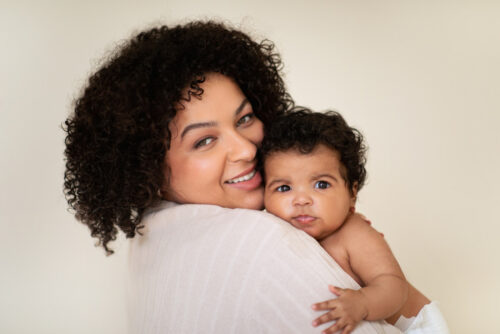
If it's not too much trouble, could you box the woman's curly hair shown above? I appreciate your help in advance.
[260,108,367,194]
[63,21,293,254]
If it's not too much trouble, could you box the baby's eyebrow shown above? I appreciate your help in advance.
[312,173,338,182]
[266,178,289,189]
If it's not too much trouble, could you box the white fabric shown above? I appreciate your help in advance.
[395,302,449,334]
[127,201,401,334]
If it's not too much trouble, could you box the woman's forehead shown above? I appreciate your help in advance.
[174,76,247,120]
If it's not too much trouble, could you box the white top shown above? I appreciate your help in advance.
[127,201,401,333]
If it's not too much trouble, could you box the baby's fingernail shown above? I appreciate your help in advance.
[312,320,318,326]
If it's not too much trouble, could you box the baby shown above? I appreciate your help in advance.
[261,109,449,334]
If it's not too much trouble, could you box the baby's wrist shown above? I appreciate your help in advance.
[356,289,370,320]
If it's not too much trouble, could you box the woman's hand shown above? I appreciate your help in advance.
[311,285,368,334]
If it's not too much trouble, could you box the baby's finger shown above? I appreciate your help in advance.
[312,310,338,327]
[341,324,355,334]
[312,299,337,311]
[322,319,345,334]
[328,285,344,296]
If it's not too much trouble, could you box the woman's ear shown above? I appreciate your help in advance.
[160,160,171,200]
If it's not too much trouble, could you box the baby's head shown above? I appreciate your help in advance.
[261,109,367,240]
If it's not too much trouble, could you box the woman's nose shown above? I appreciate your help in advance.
[226,131,258,163]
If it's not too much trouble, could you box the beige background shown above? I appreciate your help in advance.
[1,1,499,333]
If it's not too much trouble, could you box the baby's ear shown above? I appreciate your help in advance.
[350,182,358,204]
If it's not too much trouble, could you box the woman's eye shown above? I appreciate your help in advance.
[315,181,330,189]
[236,113,254,126]
[276,185,291,192]
[194,137,215,148]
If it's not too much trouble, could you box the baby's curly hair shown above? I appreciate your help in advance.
[261,109,367,194]
[63,21,293,254]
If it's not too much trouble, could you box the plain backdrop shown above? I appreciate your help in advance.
[1,1,499,333]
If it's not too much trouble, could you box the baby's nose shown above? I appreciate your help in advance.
[292,192,312,206]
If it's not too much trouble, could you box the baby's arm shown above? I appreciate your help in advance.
[312,215,408,333]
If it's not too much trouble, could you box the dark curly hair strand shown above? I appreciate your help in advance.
[63,21,293,254]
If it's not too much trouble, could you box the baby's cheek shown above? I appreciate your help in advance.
[265,195,290,221]
[263,193,276,213]
[263,194,276,211]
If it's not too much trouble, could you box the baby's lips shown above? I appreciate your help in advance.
[293,215,316,224]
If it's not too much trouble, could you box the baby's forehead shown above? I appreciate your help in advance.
[264,145,340,164]
[262,145,350,187]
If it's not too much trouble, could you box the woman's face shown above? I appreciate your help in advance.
[164,73,265,209]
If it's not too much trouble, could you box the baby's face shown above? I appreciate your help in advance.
[264,144,356,241]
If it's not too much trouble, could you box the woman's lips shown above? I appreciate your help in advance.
[227,164,257,181]
[225,168,262,191]
[292,215,317,225]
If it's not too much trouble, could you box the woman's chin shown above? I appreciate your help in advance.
[226,187,264,210]
[166,185,265,210]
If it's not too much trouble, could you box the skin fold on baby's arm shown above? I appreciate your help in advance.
[312,214,408,334]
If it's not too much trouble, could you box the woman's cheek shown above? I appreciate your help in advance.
[186,154,224,182]
[255,127,264,146]
[245,120,264,146]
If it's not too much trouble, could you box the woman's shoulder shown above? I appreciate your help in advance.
[131,202,325,278]
[137,201,352,274]
[139,201,296,244]
[130,201,366,302]
[145,201,286,226]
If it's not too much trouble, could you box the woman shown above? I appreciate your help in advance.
[64,21,400,333]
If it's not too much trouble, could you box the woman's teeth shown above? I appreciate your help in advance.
[226,170,256,184]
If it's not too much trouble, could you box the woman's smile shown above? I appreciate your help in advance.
[225,165,257,184]
[225,169,262,190]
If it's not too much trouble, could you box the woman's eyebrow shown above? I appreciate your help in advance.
[180,121,217,139]
[234,98,249,116]
[180,99,249,139]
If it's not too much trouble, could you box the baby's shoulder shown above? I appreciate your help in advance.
[339,215,372,233]
[335,215,383,245]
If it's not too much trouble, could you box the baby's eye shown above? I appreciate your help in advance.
[236,113,255,126]
[194,137,215,149]
[276,185,291,192]
[314,181,330,189]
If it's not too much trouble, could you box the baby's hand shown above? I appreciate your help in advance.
[311,285,368,334]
